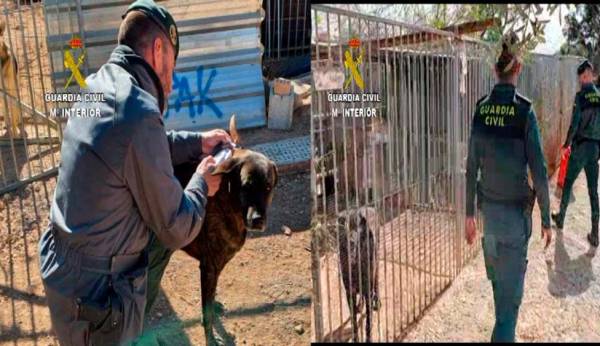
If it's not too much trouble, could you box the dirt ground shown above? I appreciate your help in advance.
[403,173,600,342]
[0,167,311,346]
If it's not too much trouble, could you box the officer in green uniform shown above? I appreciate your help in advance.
[551,60,600,247]
[465,33,552,342]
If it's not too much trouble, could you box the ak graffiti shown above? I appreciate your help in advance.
[166,65,223,119]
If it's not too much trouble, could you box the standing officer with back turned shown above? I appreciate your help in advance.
[465,33,552,342]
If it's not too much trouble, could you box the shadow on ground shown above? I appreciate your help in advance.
[546,229,597,298]
[140,289,310,345]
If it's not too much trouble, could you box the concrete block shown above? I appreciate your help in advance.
[268,82,295,130]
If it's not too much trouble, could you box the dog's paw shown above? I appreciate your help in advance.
[212,332,234,346]
[214,300,225,315]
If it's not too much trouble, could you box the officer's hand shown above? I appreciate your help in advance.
[196,156,222,197]
[465,217,477,245]
[541,226,552,250]
[201,129,233,154]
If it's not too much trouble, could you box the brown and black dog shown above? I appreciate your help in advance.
[173,116,278,345]
[337,207,380,342]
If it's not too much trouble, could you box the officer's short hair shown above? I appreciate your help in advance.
[117,11,169,57]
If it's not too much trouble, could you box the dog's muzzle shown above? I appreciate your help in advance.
[246,208,266,231]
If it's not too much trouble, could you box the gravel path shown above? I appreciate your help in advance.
[404,173,600,342]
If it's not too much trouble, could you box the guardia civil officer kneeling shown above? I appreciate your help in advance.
[551,60,600,247]
[38,0,232,344]
[465,33,552,342]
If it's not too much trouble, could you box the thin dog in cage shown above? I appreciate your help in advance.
[0,20,22,138]
[335,206,380,342]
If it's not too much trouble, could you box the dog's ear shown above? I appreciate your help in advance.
[211,156,242,175]
[229,114,240,145]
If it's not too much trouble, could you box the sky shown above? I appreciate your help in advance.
[533,4,568,55]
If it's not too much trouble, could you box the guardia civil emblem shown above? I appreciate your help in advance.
[169,25,177,46]
[344,37,365,91]
[63,35,87,89]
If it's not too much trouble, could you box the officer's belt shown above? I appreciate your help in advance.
[51,227,144,275]
[477,185,534,209]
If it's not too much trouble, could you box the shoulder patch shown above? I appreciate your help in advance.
[515,92,532,105]
[476,94,489,106]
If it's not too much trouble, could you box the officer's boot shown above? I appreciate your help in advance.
[551,211,564,230]
[588,222,599,247]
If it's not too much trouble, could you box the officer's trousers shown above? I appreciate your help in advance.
[40,229,148,346]
[556,139,600,230]
[481,201,531,343]
[144,233,175,316]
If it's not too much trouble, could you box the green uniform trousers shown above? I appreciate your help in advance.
[481,200,531,342]
[144,233,175,317]
[556,140,600,229]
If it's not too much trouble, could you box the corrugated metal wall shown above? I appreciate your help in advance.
[43,0,266,131]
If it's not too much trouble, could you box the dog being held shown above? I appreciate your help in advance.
[336,207,380,342]
[173,116,278,345]
[0,21,23,138]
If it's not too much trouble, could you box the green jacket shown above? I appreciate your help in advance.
[564,83,600,147]
[466,83,550,228]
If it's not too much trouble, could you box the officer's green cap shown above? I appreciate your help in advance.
[122,0,179,61]
[577,60,593,75]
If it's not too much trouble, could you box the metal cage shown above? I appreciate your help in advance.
[0,1,62,195]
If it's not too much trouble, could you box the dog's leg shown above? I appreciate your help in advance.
[342,271,359,344]
[201,262,220,346]
[365,290,372,343]
[370,233,380,311]
[351,294,360,342]
[339,253,357,342]
[201,261,231,346]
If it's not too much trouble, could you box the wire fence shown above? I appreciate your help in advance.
[0,3,60,344]
[0,1,61,195]
[310,5,583,342]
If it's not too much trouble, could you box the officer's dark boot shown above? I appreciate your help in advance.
[551,211,563,229]
[588,223,599,247]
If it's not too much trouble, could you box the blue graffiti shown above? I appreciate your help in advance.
[166,66,223,119]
